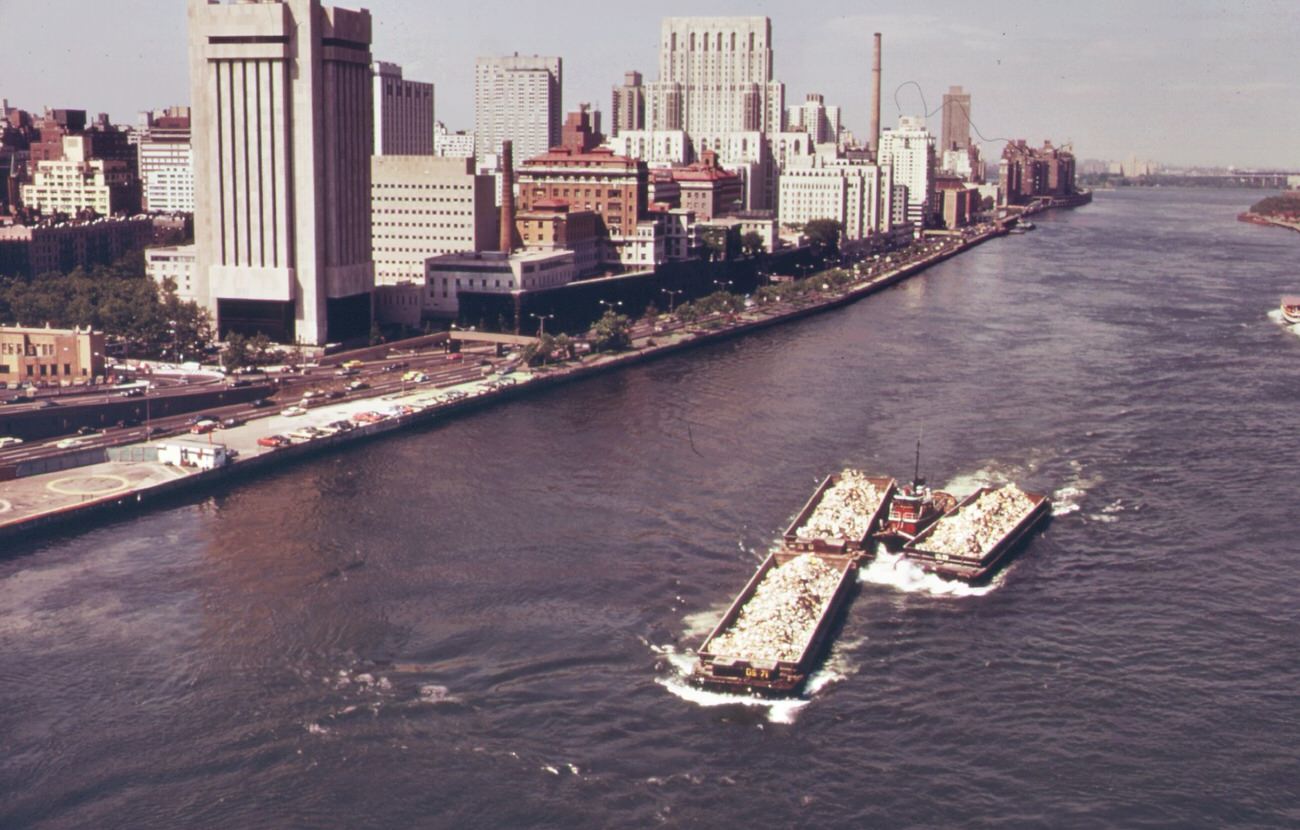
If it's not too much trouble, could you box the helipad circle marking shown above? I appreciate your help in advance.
[46,474,131,497]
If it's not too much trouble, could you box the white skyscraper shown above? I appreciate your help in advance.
[647,17,785,156]
[188,0,375,345]
[474,55,562,166]
[878,116,937,230]
[372,61,434,156]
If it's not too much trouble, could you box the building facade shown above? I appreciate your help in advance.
[434,122,475,159]
[373,61,434,156]
[138,115,194,214]
[610,71,645,138]
[671,151,744,221]
[877,116,936,229]
[370,155,498,286]
[20,136,139,217]
[0,216,155,278]
[188,0,375,345]
[146,244,199,301]
[474,54,562,166]
[425,249,575,318]
[786,93,841,146]
[517,110,648,267]
[0,325,106,387]
[647,17,785,155]
[941,86,971,151]
[777,157,893,242]
[606,130,689,167]
[999,140,1078,206]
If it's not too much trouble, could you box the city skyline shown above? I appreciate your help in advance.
[0,0,1297,169]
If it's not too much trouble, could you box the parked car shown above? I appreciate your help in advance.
[281,405,307,417]
[257,434,291,448]
[147,426,169,437]
[218,417,245,429]
[346,380,370,391]
[0,436,23,448]
[55,438,87,449]
[326,389,345,399]
[327,420,354,433]
[190,420,218,434]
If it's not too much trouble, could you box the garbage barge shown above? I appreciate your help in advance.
[783,470,896,555]
[692,550,858,696]
[902,484,1051,583]
[693,469,890,696]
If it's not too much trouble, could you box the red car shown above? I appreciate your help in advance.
[257,434,291,448]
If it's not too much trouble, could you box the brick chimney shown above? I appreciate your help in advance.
[499,140,516,253]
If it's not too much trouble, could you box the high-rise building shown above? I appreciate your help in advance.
[188,0,375,345]
[647,17,785,155]
[786,93,842,147]
[941,86,971,151]
[138,112,194,213]
[370,155,498,286]
[611,71,645,138]
[434,122,475,159]
[474,54,562,166]
[878,116,936,230]
[21,135,139,217]
[373,61,434,156]
[778,157,893,242]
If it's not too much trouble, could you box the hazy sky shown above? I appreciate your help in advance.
[1,0,1296,168]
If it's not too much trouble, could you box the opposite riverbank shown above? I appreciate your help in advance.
[0,224,1012,544]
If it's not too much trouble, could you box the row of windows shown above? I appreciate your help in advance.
[0,363,85,377]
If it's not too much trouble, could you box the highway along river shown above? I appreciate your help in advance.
[1,187,1296,828]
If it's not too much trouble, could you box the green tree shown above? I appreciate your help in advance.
[591,310,632,352]
[741,231,765,258]
[369,320,384,346]
[698,224,741,261]
[803,218,843,257]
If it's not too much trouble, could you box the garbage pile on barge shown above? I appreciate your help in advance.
[707,553,843,664]
[920,484,1037,558]
[793,471,890,546]
[903,484,1051,583]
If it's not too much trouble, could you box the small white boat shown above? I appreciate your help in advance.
[1281,296,1300,325]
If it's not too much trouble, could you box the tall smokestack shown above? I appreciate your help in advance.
[870,32,882,156]
[499,140,516,254]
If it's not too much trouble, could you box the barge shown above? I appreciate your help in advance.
[902,485,1051,583]
[783,470,896,556]
[693,550,858,697]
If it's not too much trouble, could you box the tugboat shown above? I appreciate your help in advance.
[874,440,957,550]
[1281,296,1300,325]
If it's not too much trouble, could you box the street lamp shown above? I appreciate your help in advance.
[530,312,555,339]
[598,299,622,315]
[712,279,732,293]
[660,288,682,313]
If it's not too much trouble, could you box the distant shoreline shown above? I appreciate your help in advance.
[1237,212,1300,234]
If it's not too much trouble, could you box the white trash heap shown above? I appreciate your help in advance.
[708,553,842,664]
[795,469,887,542]
[921,484,1035,558]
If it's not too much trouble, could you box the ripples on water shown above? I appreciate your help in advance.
[1,189,1298,828]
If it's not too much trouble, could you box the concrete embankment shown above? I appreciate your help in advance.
[0,228,1005,544]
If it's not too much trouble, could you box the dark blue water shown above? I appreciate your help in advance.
[2,189,1297,828]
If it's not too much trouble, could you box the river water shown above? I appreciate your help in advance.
[2,188,1297,828]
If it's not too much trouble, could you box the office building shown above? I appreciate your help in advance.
[941,86,971,151]
[373,61,434,156]
[778,157,893,242]
[371,155,498,285]
[611,71,645,137]
[647,17,785,155]
[188,0,375,345]
[20,135,139,217]
[137,113,194,213]
[877,116,936,229]
[474,54,562,166]
[146,244,199,301]
[434,122,475,159]
[787,93,842,146]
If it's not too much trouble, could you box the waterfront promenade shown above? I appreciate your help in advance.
[0,225,1006,542]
